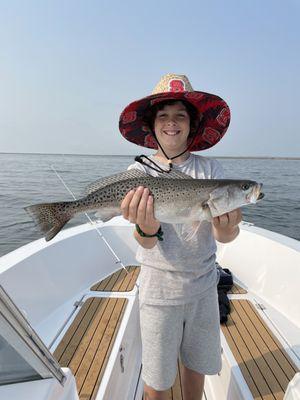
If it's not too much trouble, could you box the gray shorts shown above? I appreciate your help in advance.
[139,286,222,391]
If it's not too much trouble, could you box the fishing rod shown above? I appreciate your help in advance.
[50,164,130,275]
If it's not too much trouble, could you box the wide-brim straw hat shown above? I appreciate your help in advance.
[119,73,231,151]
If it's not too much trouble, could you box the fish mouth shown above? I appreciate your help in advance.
[256,183,264,201]
[257,192,265,201]
[246,183,264,203]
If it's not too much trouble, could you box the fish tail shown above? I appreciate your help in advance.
[25,201,74,241]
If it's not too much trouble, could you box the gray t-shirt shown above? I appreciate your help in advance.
[128,153,224,305]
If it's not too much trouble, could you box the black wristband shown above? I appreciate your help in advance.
[135,224,164,241]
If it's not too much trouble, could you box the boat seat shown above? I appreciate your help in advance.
[54,297,128,400]
[221,299,299,400]
[91,265,140,291]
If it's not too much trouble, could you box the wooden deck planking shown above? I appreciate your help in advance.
[228,283,248,294]
[80,298,126,399]
[54,298,128,400]
[229,302,283,399]
[221,300,298,400]
[55,298,109,365]
[234,301,294,387]
[91,265,140,292]
[54,297,128,400]
[222,316,261,398]
[223,309,266,399]
[239,301,297,378]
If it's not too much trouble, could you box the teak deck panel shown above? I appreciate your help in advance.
[221,300,298,400]
[228,283,248,294]
[54,297,128,400]
[91,265,140,292]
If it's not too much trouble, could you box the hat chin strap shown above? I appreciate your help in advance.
[134,132,196,174]
[153,132,195,171]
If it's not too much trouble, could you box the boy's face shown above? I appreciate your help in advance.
[154,101,190,153]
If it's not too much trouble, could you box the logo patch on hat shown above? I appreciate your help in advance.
[216,107,230,127]
[169,79,185,93]
[202,127,221,144]
[122,111,137,124]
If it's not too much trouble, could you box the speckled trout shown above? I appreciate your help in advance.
[25,169,264,241]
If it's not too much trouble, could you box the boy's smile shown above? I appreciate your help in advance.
[162,129,180,136]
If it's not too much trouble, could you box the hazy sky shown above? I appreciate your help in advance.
[0,0,299,157]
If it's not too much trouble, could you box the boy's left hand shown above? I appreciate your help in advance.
[212,208,242,229]
[212,208,242,243]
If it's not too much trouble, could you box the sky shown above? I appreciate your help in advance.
[0,0,299,157]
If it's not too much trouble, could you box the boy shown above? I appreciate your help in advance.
[119,74,241,400]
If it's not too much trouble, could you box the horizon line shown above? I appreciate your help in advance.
[0,151,299,160]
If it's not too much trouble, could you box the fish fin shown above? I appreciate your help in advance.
[25,202,73,241]
[95,208,120,222]
[181,221,202,241]
[85,170,148,195]
[157,169,191,180]
[205,199,219,218]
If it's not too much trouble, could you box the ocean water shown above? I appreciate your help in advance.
[0,153,299,257]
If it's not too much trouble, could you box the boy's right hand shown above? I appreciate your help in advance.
[121,186,161,235]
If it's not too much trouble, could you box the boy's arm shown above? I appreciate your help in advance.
[133,228,158,249]
[212,208,242,243]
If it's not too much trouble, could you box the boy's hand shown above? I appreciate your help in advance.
[212,208,242,229]
[212,208,242,243]
[121,186,160,235]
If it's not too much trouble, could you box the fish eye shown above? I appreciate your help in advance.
[241,183,250,191]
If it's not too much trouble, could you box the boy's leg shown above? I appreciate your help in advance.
[180,287,222,397]
[181,365,205,400]
[143,384,172,399]
[143,368,204,400]
[139,303,184,394]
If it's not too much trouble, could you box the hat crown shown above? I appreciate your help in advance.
[151,73,194,95]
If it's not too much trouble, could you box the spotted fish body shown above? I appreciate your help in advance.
[25,169,264,241]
